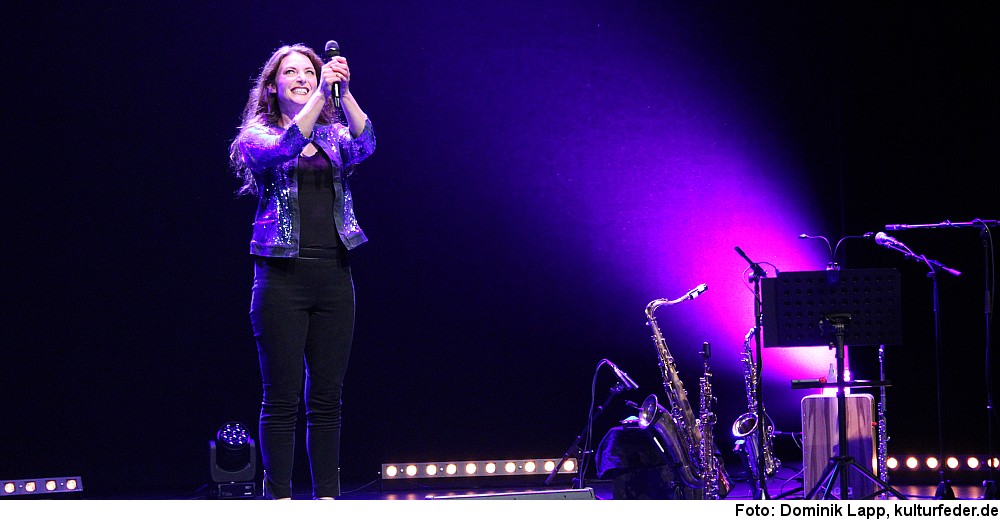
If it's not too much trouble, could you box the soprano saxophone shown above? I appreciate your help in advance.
[732,325,780,483]
[638,283,729,497]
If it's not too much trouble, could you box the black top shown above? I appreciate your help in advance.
[296,150,341,254]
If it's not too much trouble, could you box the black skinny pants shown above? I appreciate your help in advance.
[250,250,354,499]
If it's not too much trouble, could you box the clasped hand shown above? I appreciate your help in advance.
[320,57,350,97]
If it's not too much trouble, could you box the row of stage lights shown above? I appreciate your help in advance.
[2,476,82,497]
[384,455,997,480]
[382,458,576,480]
[887,456,999,472]
[5,456,989,494]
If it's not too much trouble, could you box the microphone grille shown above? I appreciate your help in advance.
[324,40,340,57]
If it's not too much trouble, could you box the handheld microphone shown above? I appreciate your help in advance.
[604,359,639,391]
[874,231,905,249]
[324,40,341,108]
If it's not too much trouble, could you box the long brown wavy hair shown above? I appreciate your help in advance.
[229,44,337,196]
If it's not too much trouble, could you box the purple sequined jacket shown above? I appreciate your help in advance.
[236,120,376,256]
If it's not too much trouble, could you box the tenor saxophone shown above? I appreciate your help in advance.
[638,284,728,497]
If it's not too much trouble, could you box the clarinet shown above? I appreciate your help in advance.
[877,344,889,483]
[699,342,720,499]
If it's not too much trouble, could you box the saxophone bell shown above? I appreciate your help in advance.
[732,411,759,438]
[732,412,765,480]
[638,394,703,489]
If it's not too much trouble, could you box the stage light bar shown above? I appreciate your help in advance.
[381,458,576,481]
[1,476,83,497]
[887,454,999,478]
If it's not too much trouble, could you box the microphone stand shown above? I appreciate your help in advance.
[929,261,955,499]
[734,246,770,499]
[884,219,997,499]
[979,225,997,500]
[878,238,961,499]
[545,382,627,489]
[885,219,999,231]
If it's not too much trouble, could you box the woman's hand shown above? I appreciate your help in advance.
[321,55,367,138]
[320,57,351,98]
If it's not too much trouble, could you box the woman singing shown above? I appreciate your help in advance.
[228,42,376,499]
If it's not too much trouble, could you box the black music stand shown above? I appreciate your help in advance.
[762,269,907,500]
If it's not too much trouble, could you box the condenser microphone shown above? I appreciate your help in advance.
[605,359,639,390]
[324,40,341,108]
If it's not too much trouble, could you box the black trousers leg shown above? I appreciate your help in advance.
[250,251,354,499]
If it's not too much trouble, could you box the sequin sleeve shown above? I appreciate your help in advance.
[237,123,310,172]
[337,120,376,175]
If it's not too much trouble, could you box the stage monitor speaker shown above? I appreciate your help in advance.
[428,488,596,500]
[801,394,875,499]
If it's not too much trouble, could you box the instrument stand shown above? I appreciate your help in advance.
[546,382,628,489]
[805,315,906,500]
